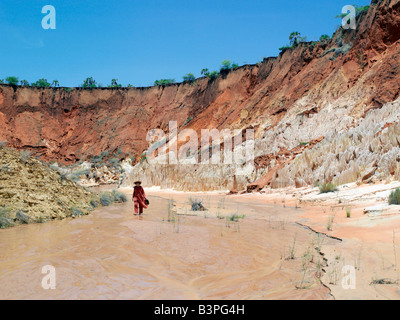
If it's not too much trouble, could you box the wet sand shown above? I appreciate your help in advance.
[224,186,400,300]
[0,189,334,300]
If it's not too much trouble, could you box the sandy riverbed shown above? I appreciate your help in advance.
[0,187,335,300]
[221,182,400,300]
[1,182,400,300]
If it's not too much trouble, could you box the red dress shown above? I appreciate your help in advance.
[133,186,148,214]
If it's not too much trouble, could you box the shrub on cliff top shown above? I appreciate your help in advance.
[389,189,400,205]
[32,78,51,87]
[183,73,196,82]
[289,32,306,46]
[154,79,175,86]
[201,68,220,80]
[319,34,330,42]
[109,79,122,88]
[5,76,19,86]
[279,32,307,52]
[81,77,97,88]
[335,5,370,19]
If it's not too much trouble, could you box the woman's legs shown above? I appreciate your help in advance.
[134,197,144,215]
[134,197,139,215]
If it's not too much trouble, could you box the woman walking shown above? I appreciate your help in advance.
[132,181,148,215]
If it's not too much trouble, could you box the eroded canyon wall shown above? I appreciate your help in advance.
[1,0,400,191]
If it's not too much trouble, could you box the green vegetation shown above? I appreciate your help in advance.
[286,236,297,260]
[201,68,209,76]
[111,189,128,203]
[109,79,122,88]
[189,198,207,211]
[346,206,352,218]
[228,213,246,222]
[69,169,91,182]
[220,59,238,72]
[0,207,15,229]
[90,199,101,208]
[389,189,400,205]
[90,149,123,168]
[183,73,196,82]
[289,32,305,46]
[99,192,114,206]
[335,5,370,19]
[52,80,60,87]
[71,207,84,217]
[154,79,175,86]
[20,80,30,86]
[356,5,370,15]
[207,71,219,80]
[140,154,147,163]
[32,78,51,87]
[278,45,292,52]
[279,32,306,52]
[5,76,19,86]
[184,116,193,126]
[319,34,330,42]
[16,210,32,224]
[319,183,338,194]
[201,68,220,80]
[81,77,98,88]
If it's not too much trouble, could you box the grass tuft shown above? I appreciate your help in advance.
[389,189,400,205]
[319,183,338,194]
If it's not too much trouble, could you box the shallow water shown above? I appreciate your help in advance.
[0,191,333,300]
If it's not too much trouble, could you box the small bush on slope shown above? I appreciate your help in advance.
[389,189,400,205]
[319,183,338,194]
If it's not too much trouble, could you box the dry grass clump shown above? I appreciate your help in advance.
[99,190,127,206]
[370,278,399,285]
[189,198,207,211]
[319,183,338,194]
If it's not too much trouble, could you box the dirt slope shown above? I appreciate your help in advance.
[0,145,94,228]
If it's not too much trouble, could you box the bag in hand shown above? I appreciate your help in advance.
[145,198,150,205]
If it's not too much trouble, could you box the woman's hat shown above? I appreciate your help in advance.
[134,181,142,184]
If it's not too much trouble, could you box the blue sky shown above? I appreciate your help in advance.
[0,0,370,87]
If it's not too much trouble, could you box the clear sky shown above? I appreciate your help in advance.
[0,0,371,87]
